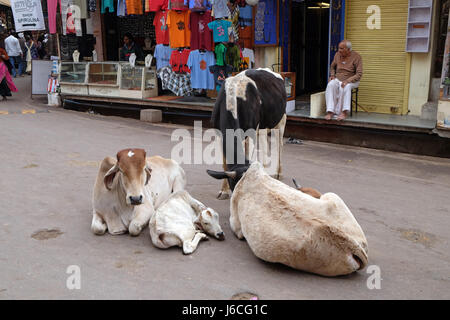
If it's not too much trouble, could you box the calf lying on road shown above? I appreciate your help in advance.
[150,190,225,254]
[228,162,369,277]
[91,148,186,236]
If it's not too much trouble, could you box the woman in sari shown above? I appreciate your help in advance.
[24,35,39,75]
[0,46,18,101]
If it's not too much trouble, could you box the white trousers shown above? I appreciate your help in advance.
[325,79,360,114]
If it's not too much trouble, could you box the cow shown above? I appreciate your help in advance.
[207,68,287,199]
[228,161,369,277]
[91,148,186,236]
[149,190,225,254]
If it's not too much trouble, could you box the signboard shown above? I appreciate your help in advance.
[31,60,53,95]
[10,0,45,32]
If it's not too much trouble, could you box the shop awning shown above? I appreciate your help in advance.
[0,0,10,7]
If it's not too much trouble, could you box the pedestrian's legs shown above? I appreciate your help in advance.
[16,55,24,76]
[9,57,16,77]
[325,79,340,119]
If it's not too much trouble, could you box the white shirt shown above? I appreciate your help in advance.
[242,48,255,68]
[5,35,22,57]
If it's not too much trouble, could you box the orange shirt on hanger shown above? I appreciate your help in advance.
[126,0,143,15]
[167,10,191,48]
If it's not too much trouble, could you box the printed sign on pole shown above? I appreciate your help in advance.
[10,0,46,32]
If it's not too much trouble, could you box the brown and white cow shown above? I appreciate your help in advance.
[229,161,369,277]
[91,148,186,236]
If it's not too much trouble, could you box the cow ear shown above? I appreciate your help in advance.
[206,170,228,180]
[104,163,119,191]
[145,165,152,185]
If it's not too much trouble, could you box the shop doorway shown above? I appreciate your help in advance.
[290,0,330,97]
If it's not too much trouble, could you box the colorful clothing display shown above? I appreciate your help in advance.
[102,0,115,13]
[125,0,143,14]
[225,43,240,72]
[189,11,213,51]
[158,66,193,96]
[154,10,170,45]
[210,0,230,19]
[209,64,232,91]
[185,0,211,11]
[170,48,191,73]
[154,44,174,70]
[170,0,188,10]
[241,48,254,68]
[214,42,226,66]
[187,50,215,89]
[167,10,191,48]
[146,0,168,12]
[118,0,127,16]
[238,5,252,26]
[208,19,232,43]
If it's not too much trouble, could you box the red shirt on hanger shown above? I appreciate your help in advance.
[154,10,170,45]
[170,48,191,73]
[189,10,213,51]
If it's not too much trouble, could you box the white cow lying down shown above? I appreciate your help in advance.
[92,149,186,236]
[230,162,369,277]
[150,190,225,254]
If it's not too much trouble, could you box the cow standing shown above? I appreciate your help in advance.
[91,149,186,236]
[207,68,287,198]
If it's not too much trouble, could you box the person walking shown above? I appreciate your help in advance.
[0,45,18,100]
[24,35,39,74]
[4,30,24,78]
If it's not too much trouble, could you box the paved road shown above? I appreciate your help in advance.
[1,77,449,299]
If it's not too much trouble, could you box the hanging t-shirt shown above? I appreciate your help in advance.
[185,0,211,12]
[238,5,252,26]
[167,10,191,48]
[125,0,143,14]
[214,42,227,66]
[170,49,192,73]
[241,48,254,68]
[209,64,233,91]
[146,0,168,12]
[239,25,252,49]
[117,0,127,16]
[187,50,215,89]
[154,44,174,70]
[102,0,115,13]
[207,19,232,43]
[211,0,230,19]
[170,0,188,10]
[189,11,213,51]
[225,43,241,72]
[154,10,170,45]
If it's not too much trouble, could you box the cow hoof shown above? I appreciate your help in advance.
[129,222,143,236]
[217,191,230,200]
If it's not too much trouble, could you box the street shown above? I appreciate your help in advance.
[0,78,449,299]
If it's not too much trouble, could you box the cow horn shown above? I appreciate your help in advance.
[292,178,301,189]
[225,171,237,179]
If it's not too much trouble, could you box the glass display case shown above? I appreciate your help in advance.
[119,63,158,99]
[87,62,121,97]
[59,62,89,95]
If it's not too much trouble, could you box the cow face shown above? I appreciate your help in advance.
[104,148,152,206]
[198,208,225,241]
[206,163,250,191]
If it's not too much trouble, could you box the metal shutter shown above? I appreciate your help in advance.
[345,0,410,114]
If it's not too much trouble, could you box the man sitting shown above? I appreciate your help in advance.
[325,40,363,121]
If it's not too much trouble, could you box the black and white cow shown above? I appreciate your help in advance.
[206,68,287,199]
